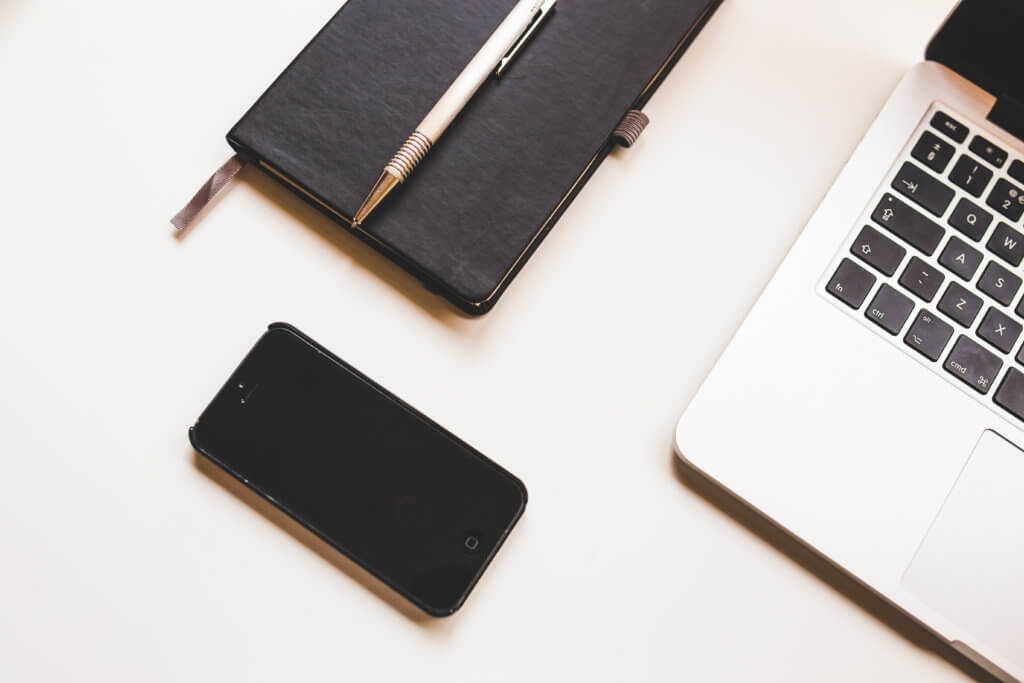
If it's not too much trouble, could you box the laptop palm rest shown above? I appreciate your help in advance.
[902,430,1024,674]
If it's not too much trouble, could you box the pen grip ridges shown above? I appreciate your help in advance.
[385,132,433,182]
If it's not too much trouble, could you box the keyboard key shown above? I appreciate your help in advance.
[904,310,953,361]
[850,226,905,276]
[978,261,1022,306]
[891,162,955,216]
[827,258,875,309]
[978,308,1022,354]
[938,282,983,327]
[865,284,914,335]
[944,336,1002,394]
[948,198,993,241]
[995,368,1024,421]
[899,256,945,302]
[969,135,1007,168]
[930,111,969,143]
[911,131,955,174]
[872,193,945,255]
[938,236,983,280]
[986,178,1024,222]
[986,222,1024,266]
[949,155,994,197]
[1009,159,1024,185]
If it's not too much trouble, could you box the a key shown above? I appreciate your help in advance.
[1009,159,1024,185]
[969,135,1007,168]
[994,368,1024,421]
[871,193,945,255]
[986,178,1024,222]
[930,111,969,143]
[891,162,955,216]
[864,284,914,335]
[899,256,945,302]
[978,261,1022,306]
[904,310,953,361]
[978,307,1022,354]
[944,336,1002,394]
[850,226,905,276]
[911,131,955,174]
[949,155,994,197]
[938,236,983,280]
[948,198,992,241]
[826,258,875,309]
[986,222,1024,266]
[938,282,983,327]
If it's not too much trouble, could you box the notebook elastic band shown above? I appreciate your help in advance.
[170,155,245,231]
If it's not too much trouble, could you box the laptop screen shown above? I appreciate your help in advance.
[927,0,1024,104]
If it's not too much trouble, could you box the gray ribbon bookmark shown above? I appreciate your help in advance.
[170,155,245,231]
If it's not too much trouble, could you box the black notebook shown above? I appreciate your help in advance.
[226,0,721,314]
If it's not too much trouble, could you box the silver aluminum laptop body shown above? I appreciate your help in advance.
[674,46,1024,683]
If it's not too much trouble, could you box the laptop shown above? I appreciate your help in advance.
[674,1,1024,680]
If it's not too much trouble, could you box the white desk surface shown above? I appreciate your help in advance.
[1,0,982,680]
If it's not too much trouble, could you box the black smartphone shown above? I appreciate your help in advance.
[189,323,527,617]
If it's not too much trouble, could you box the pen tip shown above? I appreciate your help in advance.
[353,170,402,225]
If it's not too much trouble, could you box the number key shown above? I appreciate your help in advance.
[949,155,993,198]
[986,178,1024,222]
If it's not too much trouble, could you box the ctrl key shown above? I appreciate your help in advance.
[827,258,876,309]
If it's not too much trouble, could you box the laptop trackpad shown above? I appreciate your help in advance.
[903,430,1024,670]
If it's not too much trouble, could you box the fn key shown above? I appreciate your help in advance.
[827,258,876,309]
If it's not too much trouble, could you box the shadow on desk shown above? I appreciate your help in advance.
[670,454,998,683]
[192,449,451,630]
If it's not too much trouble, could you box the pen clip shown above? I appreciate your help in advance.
[496,0,557,78]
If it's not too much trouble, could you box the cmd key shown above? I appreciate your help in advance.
[872,193,945,255]
[995,368,1024,422]
[944,336,1002,394]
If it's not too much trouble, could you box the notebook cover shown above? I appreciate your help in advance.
[229,0,721,314]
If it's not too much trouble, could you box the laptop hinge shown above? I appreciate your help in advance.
[988,92,1024,144]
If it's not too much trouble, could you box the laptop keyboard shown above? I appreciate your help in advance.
[824,104,1024,424]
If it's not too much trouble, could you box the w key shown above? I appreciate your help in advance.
[892,162,955,216]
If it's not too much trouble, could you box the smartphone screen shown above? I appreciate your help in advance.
[189,324,526,616]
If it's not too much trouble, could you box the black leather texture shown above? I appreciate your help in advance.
[229,0,721,314]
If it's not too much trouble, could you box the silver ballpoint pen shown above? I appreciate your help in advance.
[352,0,557,226]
